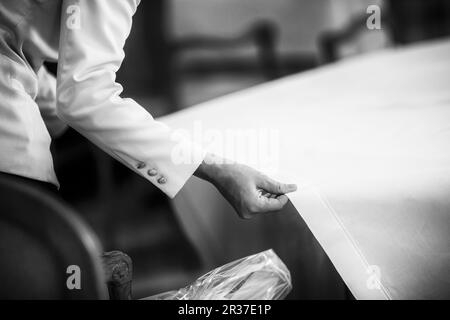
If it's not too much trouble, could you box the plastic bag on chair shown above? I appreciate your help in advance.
[147,249,292,300]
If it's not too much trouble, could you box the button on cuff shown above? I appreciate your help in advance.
[157,176,167,184]
[136,162,146,169]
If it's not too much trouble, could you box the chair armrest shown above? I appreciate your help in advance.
[318,12,391,63]
[171,20,280,79]
[318,14,369,63]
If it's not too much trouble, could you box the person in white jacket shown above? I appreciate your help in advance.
[0,0,296,219]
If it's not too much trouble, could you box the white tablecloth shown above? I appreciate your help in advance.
[161,38,450,299]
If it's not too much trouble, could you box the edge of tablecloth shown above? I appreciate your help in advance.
[289,185,391,300]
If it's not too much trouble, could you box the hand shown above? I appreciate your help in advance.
[194,153,297,219]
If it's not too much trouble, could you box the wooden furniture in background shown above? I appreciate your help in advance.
[102,251,133,300]
[319,0,450,63]
[0,174,132,300]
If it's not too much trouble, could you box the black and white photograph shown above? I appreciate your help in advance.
[0,0,449,307]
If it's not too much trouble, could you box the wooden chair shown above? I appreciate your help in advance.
[318,0,450,63]
[0,174,132,299]
[130,0,280,111]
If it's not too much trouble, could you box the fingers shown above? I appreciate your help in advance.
[253,190,290,212]
[243,191,289,218]
[258,194,289,212]
[260,176,297,195]
[257,189,277,199]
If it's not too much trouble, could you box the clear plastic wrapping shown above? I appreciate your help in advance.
[148,249,292,300]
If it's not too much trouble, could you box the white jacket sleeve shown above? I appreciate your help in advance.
[36,66,68,138]
[56,0,205,198]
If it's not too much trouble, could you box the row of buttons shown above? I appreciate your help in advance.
[136,162,166,184]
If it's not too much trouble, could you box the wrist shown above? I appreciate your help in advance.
[194,152,223,183]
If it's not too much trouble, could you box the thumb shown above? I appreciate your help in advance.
[260,177,297,195]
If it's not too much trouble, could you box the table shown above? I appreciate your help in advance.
[161,37,450,299]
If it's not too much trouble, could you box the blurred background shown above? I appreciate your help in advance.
[49,0,450,298]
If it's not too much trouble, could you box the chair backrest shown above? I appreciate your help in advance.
[0,175,108,299]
